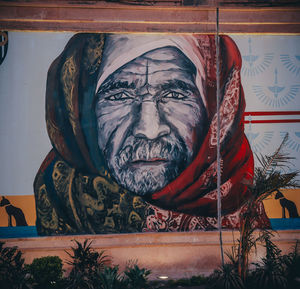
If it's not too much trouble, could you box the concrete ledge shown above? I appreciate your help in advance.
[1,230,299,279]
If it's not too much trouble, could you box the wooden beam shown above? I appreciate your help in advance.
[0,1,299,33]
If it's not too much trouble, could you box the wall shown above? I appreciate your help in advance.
[0,1,299,278]
[1,32,299,233]
[3,230,299,279]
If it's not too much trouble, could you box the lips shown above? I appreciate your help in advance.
[115,137,184,169]
[130,158,168,168]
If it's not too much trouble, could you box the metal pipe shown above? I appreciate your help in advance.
[215,6,224,266]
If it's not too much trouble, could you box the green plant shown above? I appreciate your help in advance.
[207,263,245,289]
[124,262,151,289]
[250,234,287,289]
[26,256,64,289]
[97,265,124,289]
[174,278,193,286]
[189,274,208,285]
[235,134,299,282]
[251,259,287,289]
[0,241,29,289]
[151,275,207,288]
[209,135,299,289]
[280,241,300,289]
[163,275,207,288]
[65,239,110,289]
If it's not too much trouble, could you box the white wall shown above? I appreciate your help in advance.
[0,32,73,195]
[232,35,300,174]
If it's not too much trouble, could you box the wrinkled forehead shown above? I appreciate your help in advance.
[111,46,196,77]
[96,34,207,106]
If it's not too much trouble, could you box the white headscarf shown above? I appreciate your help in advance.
[95,34,207,108]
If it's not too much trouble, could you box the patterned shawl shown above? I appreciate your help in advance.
[34,33,270,235]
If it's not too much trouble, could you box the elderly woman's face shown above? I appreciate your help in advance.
[95,47,207,196]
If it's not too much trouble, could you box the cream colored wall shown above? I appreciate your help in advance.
[0,32,72,197]
[1,230,299,280]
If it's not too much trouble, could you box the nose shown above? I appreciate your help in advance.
[133,101,170,140]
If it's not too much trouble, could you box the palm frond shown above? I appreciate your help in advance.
[255,133,295,177]
[253,170,299,202]
[252,133,299,202]
[235,134,299,283]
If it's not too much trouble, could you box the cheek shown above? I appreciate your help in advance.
[96,101,133,156]
[160,101,205,151]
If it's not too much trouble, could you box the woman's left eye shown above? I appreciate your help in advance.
[163,91,186,99]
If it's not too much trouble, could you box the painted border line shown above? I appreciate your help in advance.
[244,111,300,124]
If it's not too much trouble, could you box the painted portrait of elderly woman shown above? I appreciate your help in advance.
[34,33,270,235]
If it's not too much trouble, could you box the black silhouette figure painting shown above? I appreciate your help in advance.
[275,190,299,219]
[0,196,28,226]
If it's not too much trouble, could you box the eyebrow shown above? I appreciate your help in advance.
[160,79,197,93]
[97,80,136,94]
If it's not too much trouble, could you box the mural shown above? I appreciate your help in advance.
[32,33,269,235]
[0,196,27,227]
[0,31,8,66]
[0,33,299,237]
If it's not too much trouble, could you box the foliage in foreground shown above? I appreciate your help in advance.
[96,265,124,289]
[208,135,300,289]
[26,256,64,289]
[124,261,151,289]
[236,133,299,283]
[0,241,29,289]
[207,263,244,289]
[1,238,300,289]
[162,275,207,287]
[208,240,300,289]
[64,239,110,289]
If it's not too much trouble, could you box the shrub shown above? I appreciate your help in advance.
[280,241,300,289]
[250,258,287,289]
[190,275,208,285]
[124,262,151,289]
[65,239,110,289]
[97,265,124,289]
[0,241,29,289]
[26,256,64,289]
[207,263,245,289]
[249,234,287,289]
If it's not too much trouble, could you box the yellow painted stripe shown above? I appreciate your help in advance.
[0,29,299,36]
[0,2,299,12]
[0,19,299,25]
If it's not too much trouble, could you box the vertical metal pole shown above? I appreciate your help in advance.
[215,6,224,266]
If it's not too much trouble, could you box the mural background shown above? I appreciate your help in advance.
[234,35,300,223]
[0,32,299,235]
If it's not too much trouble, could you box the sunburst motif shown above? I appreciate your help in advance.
[245,130,274,153]
[253,69,300,108]
[280,54,300,76]
[253,85,300,108]
[241,38,274,77]
[280,131,300,152]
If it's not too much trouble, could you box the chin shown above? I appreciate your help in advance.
[111,165,177,196]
